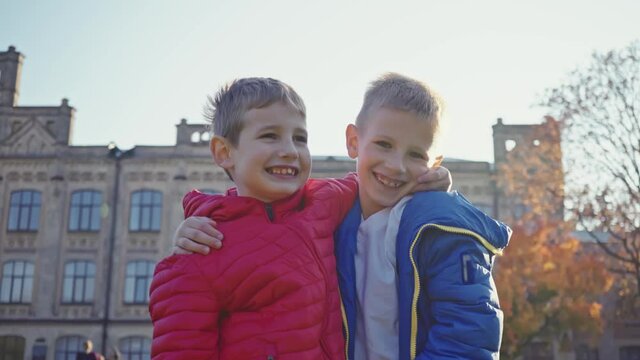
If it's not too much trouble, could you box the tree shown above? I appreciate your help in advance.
[495,119,613,359]
[496,222,612,360]
[540,40,640,314]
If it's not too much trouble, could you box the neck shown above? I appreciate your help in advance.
[359,191,383,220]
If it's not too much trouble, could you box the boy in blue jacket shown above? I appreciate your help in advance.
[174,73,511,359]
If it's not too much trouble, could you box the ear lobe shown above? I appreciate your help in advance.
[345,124,359,159]
[211,136,235,169]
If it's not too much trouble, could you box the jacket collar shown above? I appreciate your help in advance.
[193,186,305,222]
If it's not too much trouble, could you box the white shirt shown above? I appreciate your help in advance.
[353,196,411,360]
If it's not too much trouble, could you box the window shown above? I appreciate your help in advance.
[124,261,154,304]
[523,341,553,360]
[0,335,25,360]
[69,190,102,231]
[129,190,162,231]
[32,338,47,360]
[191,131,200,143]
[7,190,41,231]
[54,336,83,360]
[620,346,640,360]
[575,344,599,360]
[62,261,96,304]
[199,189,222,195]
[0,260,34,304]
[119,336,151,360]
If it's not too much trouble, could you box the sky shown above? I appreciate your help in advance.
[2,0,639,162]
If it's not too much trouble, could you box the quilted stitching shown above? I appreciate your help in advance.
[149,175,357,359]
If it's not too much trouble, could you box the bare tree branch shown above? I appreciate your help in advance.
[541,40,640,310]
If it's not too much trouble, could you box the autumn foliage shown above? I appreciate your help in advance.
[495,118,613,359]
[496,222,612,359]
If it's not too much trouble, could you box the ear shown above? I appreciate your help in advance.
[211,136,235,170]
[345,124,359,159]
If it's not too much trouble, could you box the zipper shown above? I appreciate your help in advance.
[408,225,426,360]
[265,203,274,222]
[339,288,350,360]
[407,223,499,360]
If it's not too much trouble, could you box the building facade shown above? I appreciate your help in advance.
[0,46,495,359]
[2,46,634,359]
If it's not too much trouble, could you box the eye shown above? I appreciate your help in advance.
[259,133,277,140]
[409,151,426,160]
[375,141,391,149]
[294,135,308,144]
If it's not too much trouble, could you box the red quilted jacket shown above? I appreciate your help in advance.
[149,175,357,359]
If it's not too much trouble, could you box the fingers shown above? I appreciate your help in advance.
[172,216,224,255]
[181,223,222,248]
[173,236,212,255]
[427,178,452,192]
[415,166,452,192]
[417,168,441,184]
[184,216,224,242]
[172,246,194,255]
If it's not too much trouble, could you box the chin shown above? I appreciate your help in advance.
[268,188,298,201]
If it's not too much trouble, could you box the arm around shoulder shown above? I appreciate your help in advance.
[305,173,358,221]
[149,255,223,359]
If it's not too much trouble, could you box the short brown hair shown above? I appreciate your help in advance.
[356,73,443,145]
[204,77,306,145]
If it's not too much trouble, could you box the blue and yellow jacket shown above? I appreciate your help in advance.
[335,191,511,360]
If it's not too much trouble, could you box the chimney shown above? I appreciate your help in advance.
[0,46,25,107]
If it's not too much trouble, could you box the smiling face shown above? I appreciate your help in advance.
[211,102,311,203]
[346,107,433,218]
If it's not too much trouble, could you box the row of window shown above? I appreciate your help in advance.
[5,188,221,233]
[0,335,150,360]
[0,260,154,305]
[7,189,162,232]
[2,335,638,360]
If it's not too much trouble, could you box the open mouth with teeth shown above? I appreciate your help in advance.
[267,166,299,176]
[374,172,404,188]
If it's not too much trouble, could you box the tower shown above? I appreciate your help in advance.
[492,117,564,221]
[0,46,24,107]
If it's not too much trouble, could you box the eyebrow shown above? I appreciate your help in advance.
[256,125,308,134]
[374,135,426,149]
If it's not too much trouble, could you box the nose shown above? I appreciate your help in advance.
[278,138,299,159]
[385,152,406,174]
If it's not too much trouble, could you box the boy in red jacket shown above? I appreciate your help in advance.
[149,77,360,359]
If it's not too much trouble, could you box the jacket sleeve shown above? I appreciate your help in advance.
[183,190,219,218]
[305,173,358,223]
[149,255,222,360]
[416,233,502,360]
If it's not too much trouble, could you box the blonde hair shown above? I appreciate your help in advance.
[356,73,443,144]
[204,77,306,145]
